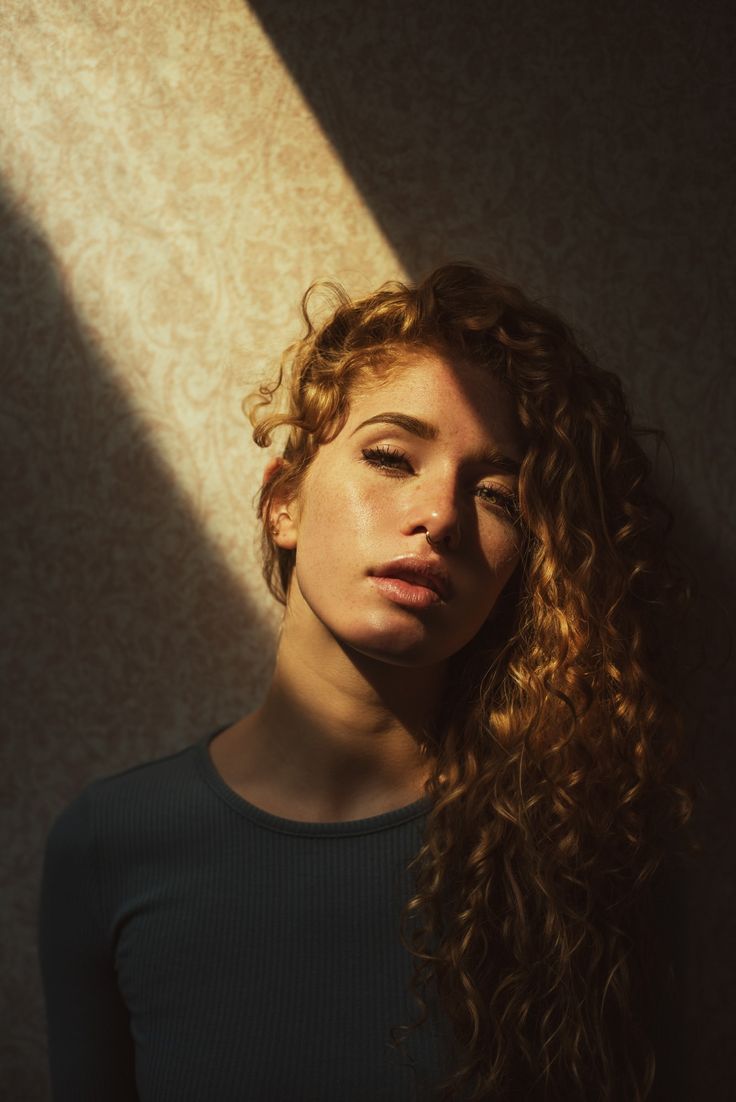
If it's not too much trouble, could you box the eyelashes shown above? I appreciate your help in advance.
[361,444,408,471]
[360,445,521,521]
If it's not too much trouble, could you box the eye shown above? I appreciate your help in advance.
[361,445,412,475]
[476,483,521,521]
[363,447,521,519]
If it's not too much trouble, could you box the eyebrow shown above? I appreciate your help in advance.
[350,412,522,476]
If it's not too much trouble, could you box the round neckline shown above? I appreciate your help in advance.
[194,726,433,837]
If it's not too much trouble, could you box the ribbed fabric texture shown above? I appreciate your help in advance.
[38,728,456,1101]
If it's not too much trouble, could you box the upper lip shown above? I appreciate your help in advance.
[370,556,452,600]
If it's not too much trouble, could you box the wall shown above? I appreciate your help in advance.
[0,3,402,1096]
[1,1,734,1097]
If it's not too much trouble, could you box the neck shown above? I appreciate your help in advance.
[238,594,447,816]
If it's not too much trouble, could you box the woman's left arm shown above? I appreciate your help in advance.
[38,790,139,1102]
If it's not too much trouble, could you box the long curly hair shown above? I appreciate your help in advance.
[244,263,699,1101]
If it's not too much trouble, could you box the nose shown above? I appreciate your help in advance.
[401,482,462,550]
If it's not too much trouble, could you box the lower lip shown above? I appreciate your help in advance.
[369,575,442,608]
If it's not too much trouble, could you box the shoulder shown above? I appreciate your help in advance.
[44,739,205,865]
[87,739,201,805]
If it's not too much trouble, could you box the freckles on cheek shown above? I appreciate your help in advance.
[300,472,382,548]
[483,522,516,554]
[342,480,387,529]
[482,531,522,578]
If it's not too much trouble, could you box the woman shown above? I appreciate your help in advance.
[39,263,696,1101]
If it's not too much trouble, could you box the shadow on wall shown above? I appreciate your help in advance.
[246,0,736,291]
[244,2,736,1098]
[0,177,276,1097]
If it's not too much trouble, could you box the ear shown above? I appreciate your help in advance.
[263,457,299,550]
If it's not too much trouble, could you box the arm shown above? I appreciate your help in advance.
[38,788,139,1102]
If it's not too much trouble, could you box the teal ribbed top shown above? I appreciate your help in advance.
[39,727,456,1101]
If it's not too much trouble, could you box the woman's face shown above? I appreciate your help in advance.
[273,347,526,668]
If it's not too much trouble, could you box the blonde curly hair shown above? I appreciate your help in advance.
[244,262,698,1101]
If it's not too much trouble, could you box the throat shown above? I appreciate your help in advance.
[208,718,432,823]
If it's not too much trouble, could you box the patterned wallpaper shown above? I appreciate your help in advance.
[1,1,734,1098]
[0,3,402,1097]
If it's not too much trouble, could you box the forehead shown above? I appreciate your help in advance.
[346,348,524,457]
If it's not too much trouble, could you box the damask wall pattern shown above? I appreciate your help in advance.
[2,1,734,1098]
[1,3,402,1097]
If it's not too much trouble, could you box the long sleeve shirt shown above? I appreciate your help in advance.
[38,727,455,1101]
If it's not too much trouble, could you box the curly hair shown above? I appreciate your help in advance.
[244,262,699,1101]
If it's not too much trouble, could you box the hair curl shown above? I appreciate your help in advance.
[244,262,699,1101]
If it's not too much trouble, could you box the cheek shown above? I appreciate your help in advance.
[314,468,386,530]
[295,476,385,569]
[479,523,522,575]
[469,531,521,615]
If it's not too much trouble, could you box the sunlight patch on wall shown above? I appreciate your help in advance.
[0,0,405,562]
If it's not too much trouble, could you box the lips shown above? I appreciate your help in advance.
[370,557,452,600]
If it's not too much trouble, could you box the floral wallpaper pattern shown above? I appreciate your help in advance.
[0,3,401,1096]
[1,1,734,1098]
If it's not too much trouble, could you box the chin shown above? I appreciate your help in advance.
[342,628,464,669]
